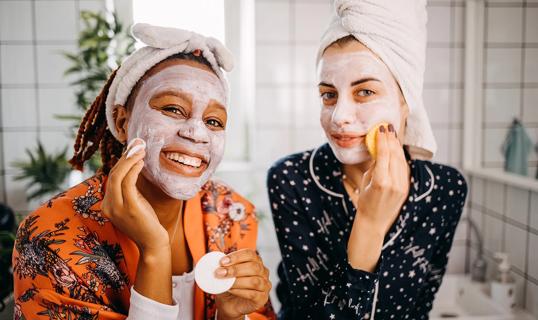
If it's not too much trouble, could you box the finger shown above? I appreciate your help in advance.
[220,248,260,266]
[386,125,407,188]
[230,276,271,292]
[226,288,268,304]
[387,124,406,163]
[108,138,143,176]
[215,261,266,278]
[109,139,146,203]
[372,125,390,181]
[360,166,374,191]
[122,159,145,204]
[103,176,123,211]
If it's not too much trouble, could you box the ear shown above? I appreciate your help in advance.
[113,105,129,144]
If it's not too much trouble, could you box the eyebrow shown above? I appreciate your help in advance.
[318,77,381,88]
[207,101,227,113]
[318,82,335,88]
[350,78,381,86]
[151,90,192,104]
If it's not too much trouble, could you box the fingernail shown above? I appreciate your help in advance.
[126,144,145,159]
[388,124,395,133]
[125,138,138,152]
[215,268,227,277]
[379,125,386,133]
[220,257,231,265]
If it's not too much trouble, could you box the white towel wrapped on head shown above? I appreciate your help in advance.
[317,0,436,159]
[105,23,234,140]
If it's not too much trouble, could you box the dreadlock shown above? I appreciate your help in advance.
[69,51,214,175]
[69,69,123,174]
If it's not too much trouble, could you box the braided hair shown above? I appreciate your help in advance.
[69,51,213,174]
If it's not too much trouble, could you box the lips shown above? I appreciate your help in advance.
[331,132,363,148]
[159,147,209,177]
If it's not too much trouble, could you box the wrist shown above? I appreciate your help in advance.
[215,300,244,320]
[355,210,391,235]
[216,310,243,320]
[347,218,385,272]
[139,244,171,264]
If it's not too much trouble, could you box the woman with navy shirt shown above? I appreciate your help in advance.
[267,1,468,319]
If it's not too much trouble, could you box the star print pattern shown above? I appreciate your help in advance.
[267,143,467,319]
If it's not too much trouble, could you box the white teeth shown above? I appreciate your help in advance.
[165,152,203,168]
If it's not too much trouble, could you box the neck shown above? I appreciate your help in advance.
[342,159,374,185]
[136,173,184,230]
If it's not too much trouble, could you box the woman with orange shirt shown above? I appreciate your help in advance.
[12,23,274,320]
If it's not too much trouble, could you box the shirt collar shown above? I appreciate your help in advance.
[309,143,435,203]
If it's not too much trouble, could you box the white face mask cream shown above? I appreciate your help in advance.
[317,51,402,164]
[127,64,227,200]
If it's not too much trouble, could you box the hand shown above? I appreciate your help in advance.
[101,138,169,253]
[214,249,271,320]
[347,124,410,271]
[356,124,410,234]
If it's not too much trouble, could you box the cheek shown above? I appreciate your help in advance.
[128,109,181,144]
[208,131,225,156]
[320,107,333,129]
[358,101,401,130]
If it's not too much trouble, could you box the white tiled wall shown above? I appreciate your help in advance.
[467,4,538,314]
[468,176,538,314]
[481,1,538,178]
[0,0,105,215]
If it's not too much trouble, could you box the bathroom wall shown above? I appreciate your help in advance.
[0,0,106,217]
[467,176,538,313]
[465,1,538,314]
[481,0,538,178]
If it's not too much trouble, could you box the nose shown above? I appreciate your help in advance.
[177,121,209,144]
[332,99,356,128]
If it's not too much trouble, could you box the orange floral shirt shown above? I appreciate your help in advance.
[12,174,275,320]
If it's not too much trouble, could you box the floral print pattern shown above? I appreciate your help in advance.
[13,174,274,320]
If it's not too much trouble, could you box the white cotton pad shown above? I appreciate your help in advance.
[194,251,235,294]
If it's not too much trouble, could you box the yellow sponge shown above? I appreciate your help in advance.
[365,122,389,158]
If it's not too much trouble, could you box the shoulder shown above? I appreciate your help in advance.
[14,174,109,253]
[267,149,315,185]
[427,162,468,199]
[200,178,255,215]
[414,161,468,224]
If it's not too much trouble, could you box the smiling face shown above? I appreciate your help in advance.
[119,59,227,200]
[318,39,408,164]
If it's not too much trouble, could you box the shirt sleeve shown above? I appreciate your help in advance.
[13,217,128,320]
[267,165,380,320]
[410,169,468,318]
[126,287,179,320]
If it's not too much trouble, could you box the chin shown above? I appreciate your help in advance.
[330,144,371,165]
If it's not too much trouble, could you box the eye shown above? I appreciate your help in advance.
[162,105,187,117]
[206,118,224,129]
[320,92,337,100]
[356,89,375,97]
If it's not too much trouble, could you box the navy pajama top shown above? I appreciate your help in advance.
[267,143,468,320]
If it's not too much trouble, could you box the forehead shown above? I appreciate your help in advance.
[318,42,393,82]
[133,59,226,105]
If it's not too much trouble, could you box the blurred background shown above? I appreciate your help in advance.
[0,0,537,318]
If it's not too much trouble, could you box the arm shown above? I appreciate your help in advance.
[267,167,379,319]
[101,139,178,319]
[12,218,127,319]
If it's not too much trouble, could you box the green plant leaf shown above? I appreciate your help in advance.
[12,142,71,201]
